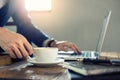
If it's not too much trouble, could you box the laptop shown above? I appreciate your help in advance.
[58,10,112,60]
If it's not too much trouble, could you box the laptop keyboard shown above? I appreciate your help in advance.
[58,51,97,60]
[81,51,97,58]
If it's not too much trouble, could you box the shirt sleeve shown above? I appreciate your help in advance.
[11,0,52,47]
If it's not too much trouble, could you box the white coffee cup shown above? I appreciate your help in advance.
[33,47,58,62]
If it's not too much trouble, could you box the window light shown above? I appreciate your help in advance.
[25,0,52,11]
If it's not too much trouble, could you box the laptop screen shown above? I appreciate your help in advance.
[95,10,111,59]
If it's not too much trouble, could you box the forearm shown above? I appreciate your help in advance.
[11,0,51,47]
[14,19,50,47]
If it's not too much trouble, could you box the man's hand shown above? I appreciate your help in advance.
[0,28,33,59]
[51,40,81,54]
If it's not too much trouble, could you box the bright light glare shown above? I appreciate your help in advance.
[25,0,52,11]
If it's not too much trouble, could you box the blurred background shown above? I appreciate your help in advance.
[7,0,120,52]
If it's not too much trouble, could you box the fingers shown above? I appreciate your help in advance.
[58,46,70,52]
[57,41,81,54]
[0,30,33,59]
[6,40,33,59]
[71,44,81,54]
[18,44,29,59]
[6,49,16,58]
[24,41,33,56]
[19,34,33,56]
[65,44,80,54]
[12,46,23,58]
[6,43,29,59]
[16,41,33,59]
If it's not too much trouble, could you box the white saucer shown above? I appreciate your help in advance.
[27,58,64,66]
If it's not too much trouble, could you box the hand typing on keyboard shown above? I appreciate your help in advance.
[54,41,81,54]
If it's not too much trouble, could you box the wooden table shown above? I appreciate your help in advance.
[1,52,120,80]
[0,60,71,80]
